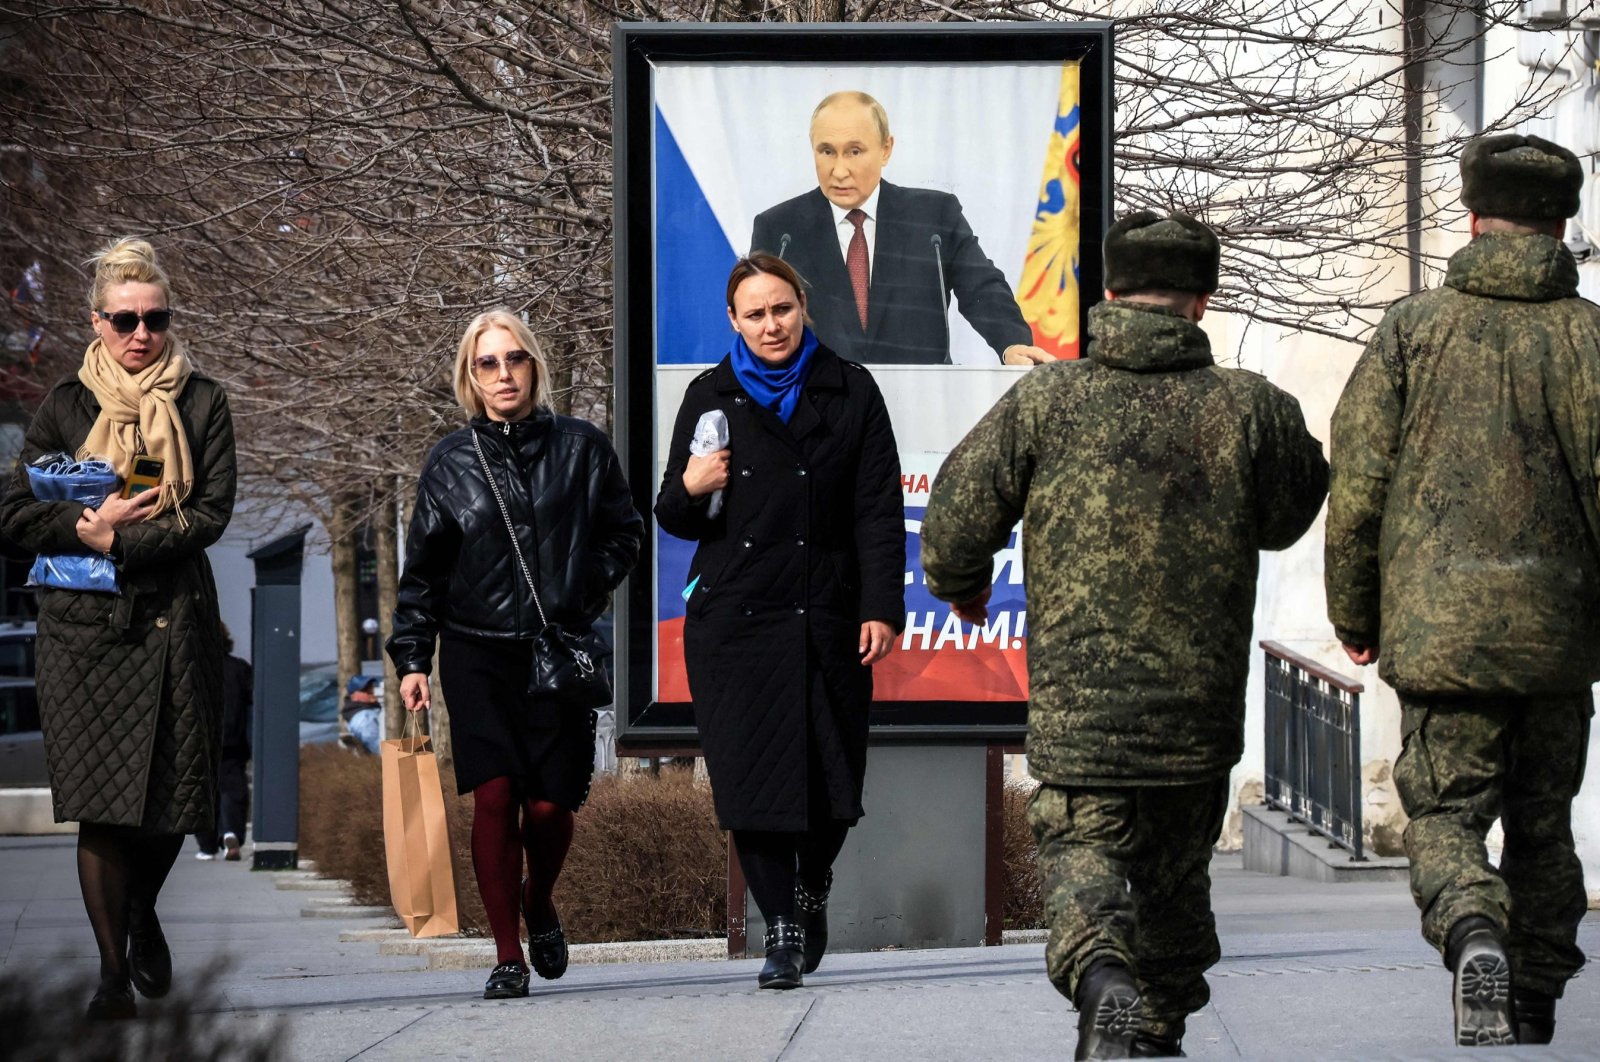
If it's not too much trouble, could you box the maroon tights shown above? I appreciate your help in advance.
[472,776,575,965]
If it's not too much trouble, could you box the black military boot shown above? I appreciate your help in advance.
[1512,988,1556,1046]
[795,869,832,975]
[1446,916,1515,1047]
[1129,1020,1186,1057]
[1073,958,1142,1060]
[757,917,805,990]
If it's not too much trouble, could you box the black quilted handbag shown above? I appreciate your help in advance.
[471,430,613,712]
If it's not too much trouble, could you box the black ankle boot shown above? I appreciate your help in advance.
[1513,988,1556,1046]
[1074,959,1141,1060]
[795,870,831,975]
[757,916,805,990]
[127,906,172,999]
[1446,916,1515,1047]
[86,978,137,1021]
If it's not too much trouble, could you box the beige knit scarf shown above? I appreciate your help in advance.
[76,336,195,525]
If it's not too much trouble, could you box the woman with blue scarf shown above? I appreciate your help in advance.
[656,254,905,990]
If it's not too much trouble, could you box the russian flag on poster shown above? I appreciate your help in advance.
[1017,62,1083,361]
[656,452,1029,704]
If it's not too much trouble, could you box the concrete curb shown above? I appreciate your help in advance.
[0,789,76,835]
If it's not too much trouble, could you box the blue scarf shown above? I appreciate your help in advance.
[729,326,819,424]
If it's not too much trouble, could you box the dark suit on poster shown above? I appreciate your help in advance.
[750,181,1032,366]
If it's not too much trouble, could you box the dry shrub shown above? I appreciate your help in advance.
[300,749,726,941]
[555,767,727,942]
[298,745,389,909]
[1002,781,1043,930]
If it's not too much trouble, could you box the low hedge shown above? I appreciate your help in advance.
[299,747,1043,941]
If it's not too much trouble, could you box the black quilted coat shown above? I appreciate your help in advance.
[655,349,904,832]
[0,376,235,831]
[388,412,643,672]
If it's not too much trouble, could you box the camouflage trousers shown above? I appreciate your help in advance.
[1395,692,1592,996]
[1027,778,1229,1036]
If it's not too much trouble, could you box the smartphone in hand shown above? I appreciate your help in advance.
[121,456,164,499]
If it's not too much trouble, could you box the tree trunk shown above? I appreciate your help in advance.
[328,492,362,737]
[375,485,403,741]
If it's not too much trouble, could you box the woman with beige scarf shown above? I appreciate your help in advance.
[0,237,236,1020]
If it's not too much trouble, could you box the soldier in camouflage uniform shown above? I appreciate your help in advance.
[1325,134,1597,1049]
[922,212,1328,1060]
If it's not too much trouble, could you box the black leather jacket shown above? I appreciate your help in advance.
[387,411,643,676]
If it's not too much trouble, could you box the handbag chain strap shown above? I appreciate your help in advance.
[471,428,551,631]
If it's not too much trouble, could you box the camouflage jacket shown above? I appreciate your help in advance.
[1326,233,1600,695]
[922,301,1328,785]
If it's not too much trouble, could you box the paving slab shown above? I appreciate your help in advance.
[3,835,1597,1060]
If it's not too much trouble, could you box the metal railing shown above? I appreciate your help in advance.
[1260,641,1366,860]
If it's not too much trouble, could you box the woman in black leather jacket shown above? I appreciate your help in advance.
[387,309,642,1001]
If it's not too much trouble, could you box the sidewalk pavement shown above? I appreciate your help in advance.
[1,834,1596,1060]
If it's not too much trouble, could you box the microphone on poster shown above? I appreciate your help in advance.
[778,233,791,259]
[931,233,952,365]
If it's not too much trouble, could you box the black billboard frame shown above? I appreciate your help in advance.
[613,20,1115,747]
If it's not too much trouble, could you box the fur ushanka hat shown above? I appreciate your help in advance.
[1460,134,1583,221]
[1103,211,1221,295]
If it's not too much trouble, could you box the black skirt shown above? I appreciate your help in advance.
[437,630,597,808]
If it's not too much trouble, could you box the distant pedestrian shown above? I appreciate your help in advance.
[341,675,382,755]
[195,625,251,861]
[922,213,1327,1059]
[0,236,237,1021]
[1326,134,1598,1048]
[654,255,904,991]
[388,309,642,1001]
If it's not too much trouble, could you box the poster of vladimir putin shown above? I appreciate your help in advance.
[750,91,1049,366]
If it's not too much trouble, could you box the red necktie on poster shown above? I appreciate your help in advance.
[846,208,869,329]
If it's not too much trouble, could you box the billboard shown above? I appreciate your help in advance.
[614,22,1113,743]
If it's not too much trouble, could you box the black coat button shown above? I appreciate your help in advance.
[795,465,807,476]
[740,466,752,477]
[794,606,807,615]
[742,537,754,548]
[740,604,753,616]
[734,396,747,405]
[795,535,805,546]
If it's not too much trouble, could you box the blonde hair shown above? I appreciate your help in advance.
[86,237,173,312]
[811,91,891,146]
[453,309,551,418]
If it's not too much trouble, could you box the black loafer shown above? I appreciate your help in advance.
[1074,959,1142,1060]
[128,909,172,999]
[483,960,530,999]
[757,917,805,990]
[528,922,569,981]
[521,876,569,981]
[795,870,831,976]
[86,980,137,1021]
[1448,918,1515,1047]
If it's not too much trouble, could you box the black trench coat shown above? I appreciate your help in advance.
[655,348,904,832]
[0,376,235,831]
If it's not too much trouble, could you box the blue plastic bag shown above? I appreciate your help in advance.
[25,454,121,593]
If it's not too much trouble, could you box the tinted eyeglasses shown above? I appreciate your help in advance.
[472,350,534,380]
[96,309,174,335]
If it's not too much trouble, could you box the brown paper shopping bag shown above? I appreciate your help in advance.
[381,715,460,938]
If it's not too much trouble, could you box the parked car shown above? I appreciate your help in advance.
[0,622,45,788]
[299,662,342,745]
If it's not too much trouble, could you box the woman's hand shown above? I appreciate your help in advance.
[98,489,161,529]
[858,620,894,666]
[682,449,730,498]
[76,490,160,552]
[400,672,431,713]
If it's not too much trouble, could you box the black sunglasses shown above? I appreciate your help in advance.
[96,309,173,335]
